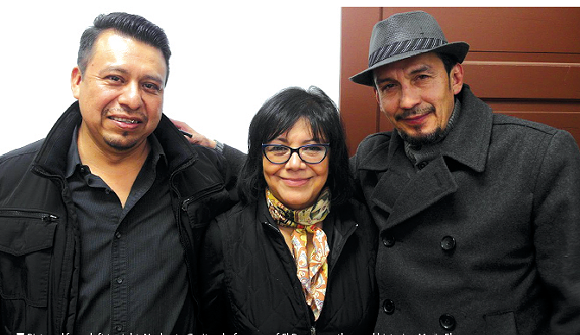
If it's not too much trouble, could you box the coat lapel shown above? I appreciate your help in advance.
[385,155,457,228]
[367,137,458,230]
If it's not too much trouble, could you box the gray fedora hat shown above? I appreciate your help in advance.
[350,11,469,86]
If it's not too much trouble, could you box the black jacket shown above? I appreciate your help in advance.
[199,197,378,335]
[0,102,236,335]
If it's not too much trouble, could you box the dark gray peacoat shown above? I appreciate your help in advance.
[351,85,580,334]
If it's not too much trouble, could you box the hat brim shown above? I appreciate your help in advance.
[349,41,469,87]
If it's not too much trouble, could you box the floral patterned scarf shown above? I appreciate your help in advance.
[266,187,331,320]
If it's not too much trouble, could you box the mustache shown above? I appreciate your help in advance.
[106,107,138,114]
[105,107,147,119]
[395,106,435,121]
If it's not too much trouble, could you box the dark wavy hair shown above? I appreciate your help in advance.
[238,86,352,206]
[77,12,171,82]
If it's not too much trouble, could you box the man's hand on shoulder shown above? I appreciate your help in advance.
[170,118,216,149]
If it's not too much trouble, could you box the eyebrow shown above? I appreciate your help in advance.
[375,76,393,86]
[409,64,433,75]
[375,64,434,86]
[269,136,318,145]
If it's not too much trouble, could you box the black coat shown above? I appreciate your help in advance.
[199,197,378,335]
[0,102,237,335]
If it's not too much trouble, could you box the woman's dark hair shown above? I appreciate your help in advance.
[77,12,171,82]
[238,86,352,206]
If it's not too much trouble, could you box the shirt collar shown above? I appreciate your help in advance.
[65,127,167,179]
[148,132,168,169]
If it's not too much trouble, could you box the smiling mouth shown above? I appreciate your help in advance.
[110,116,141,124]
[396,107,435,126]
[282,177,311,186]
[404,113,429,124]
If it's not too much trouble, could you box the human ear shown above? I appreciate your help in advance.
[450,63,464,95]
[71,67,82,99]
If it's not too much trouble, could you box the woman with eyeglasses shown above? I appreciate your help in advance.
[198,86,378,334]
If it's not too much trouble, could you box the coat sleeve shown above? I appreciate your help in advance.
[217,144,247,203]
[532,129,580,333]
[222,144,246,177]
[198,217,233,334]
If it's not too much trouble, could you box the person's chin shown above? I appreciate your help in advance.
[399,128,441,146]
[104,136,140,151]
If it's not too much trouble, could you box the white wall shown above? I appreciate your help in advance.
[0,1,342,154]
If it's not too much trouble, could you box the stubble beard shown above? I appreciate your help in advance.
[102,107,147,151]
[398,126,445,146]
[104,132,140,151]
[395,106,445,146]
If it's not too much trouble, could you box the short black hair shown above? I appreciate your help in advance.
[436,52,459,75]
[238,86,352,206]
[77,12,171,82]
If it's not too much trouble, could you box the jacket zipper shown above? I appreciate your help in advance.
[177,182,225,320]
[263,220,294,258]
[180,183,225,211]
[326,222,358,279]
[263,221,319,331]
[0,209,58,222]
[264,217,360,332]
[30,166,70,335]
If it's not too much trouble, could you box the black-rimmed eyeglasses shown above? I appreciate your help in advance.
[262,143,330,164]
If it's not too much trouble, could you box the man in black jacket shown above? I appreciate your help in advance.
[0,12,235,335]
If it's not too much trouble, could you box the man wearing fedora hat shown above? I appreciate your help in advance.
[349,10,580,334]
[175,9,580,334]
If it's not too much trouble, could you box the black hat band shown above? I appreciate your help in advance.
[368,37,446,67]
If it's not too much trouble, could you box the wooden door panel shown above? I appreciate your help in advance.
[464,62,580,100]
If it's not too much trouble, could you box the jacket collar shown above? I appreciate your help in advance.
[358,84,492,174]
[439,84,491,173]
[32,101,197,178]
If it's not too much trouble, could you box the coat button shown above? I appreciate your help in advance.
[440,236,456,251]
[417,161,429,170]
[382,235,395,247]
[382,299,395,314]
[439,314,456,330]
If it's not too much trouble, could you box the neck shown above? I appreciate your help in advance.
[76,125,151,207]
[77,126,150,171]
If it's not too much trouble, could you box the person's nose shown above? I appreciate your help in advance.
[285,151,304,170]
[118,81,143,111]
[399,85,421,110]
